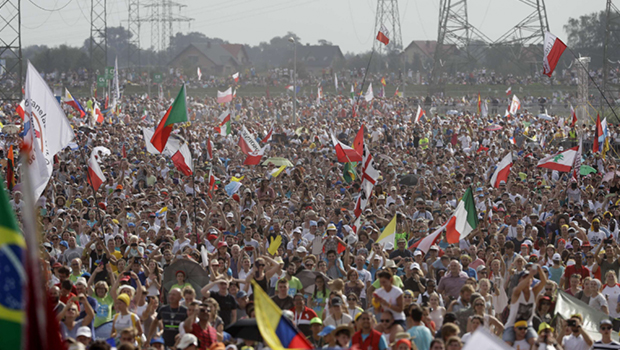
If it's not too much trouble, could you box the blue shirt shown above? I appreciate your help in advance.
[463,267,477,280]
[407,325,433,350]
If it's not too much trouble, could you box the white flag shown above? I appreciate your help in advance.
[111,56,120,109]
[365,84,374,102]
[334,74,338,90]
[24,61,74,199]
[197,67,202,80]
[509,95,521,115]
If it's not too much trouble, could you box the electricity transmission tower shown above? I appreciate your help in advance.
[0,0,22,102]
[141,0,193,65]
[90,0,108,73]
[432,0,549,87]
[602,0,620,115]
[373,0,403,53]
[127,0,141,67]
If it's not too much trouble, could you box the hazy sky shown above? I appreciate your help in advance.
[20,0,608,54]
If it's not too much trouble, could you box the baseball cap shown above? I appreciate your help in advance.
[318,325,335,336]
[75,277,88,287]
[310,317,323,325]
[151,337,165,345]
[409,262,421,270]
[76,326,91,338]
[296,246,308,253]
[331,297,343,307]
[177,334,199,349]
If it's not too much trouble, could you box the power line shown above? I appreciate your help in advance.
[27,0,73,12]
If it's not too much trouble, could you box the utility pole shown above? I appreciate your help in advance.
[373,0,403,54]
[90,0,108,74]
[0,0,22,102]
[127,0,141,68]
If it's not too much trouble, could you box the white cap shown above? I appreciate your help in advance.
[177,334,198,349]
[430,245,439,251]
[409,262,421,270]
[413,250,423,256]
[296,246,308,253]
[552,253,561,261]
[75,277,88,287]
[76,326,92,338]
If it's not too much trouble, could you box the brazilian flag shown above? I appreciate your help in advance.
[343,162,356,183]
[0,177,25,349]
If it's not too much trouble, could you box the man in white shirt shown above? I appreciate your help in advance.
[560,314,593,350]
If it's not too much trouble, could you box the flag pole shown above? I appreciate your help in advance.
[354,48,376,118]
[565,47,620,124]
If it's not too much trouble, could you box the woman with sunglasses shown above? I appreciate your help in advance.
[469,296,504,336]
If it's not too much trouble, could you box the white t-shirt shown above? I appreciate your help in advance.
[562,334,590,350]
[374,286,405,321]
[512,338,529,350]
[603,284,620,318]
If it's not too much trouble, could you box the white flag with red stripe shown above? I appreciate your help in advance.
[490,153,513,188]
[208,167,218,192]
[536,146,579,172]
[570,104,578,127]
[232,72,239,82]
[262,126,273,143]
[16,99,25,120]
[88,147,109,191]
[414,105,425,123]
[409,224,447,255]
[331,133,362,163]
[542,31,567,77]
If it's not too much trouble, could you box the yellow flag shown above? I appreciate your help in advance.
[377,215,397,246]
[231,175,244,182]
[268,235,282,256]
[270,165,287,178]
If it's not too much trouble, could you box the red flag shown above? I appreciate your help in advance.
[6,145,15,190]
[15,99,25,120]
[542,31,567,77]
[353,124,364,155]
[376,25,390,45]
[261,127,273,143]
[207,136,213,160]
[88,152,106,192]
[476,146,489,153]
[570,105,578,128]
[122,143,127,158]
[477,93,481,113]
[244,147,266,165]
[331,133,362,163]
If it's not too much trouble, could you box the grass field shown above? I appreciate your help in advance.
[68,83,580,99]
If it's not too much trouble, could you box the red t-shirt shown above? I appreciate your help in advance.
[563,265,590,283]
[191,322,217,350]
[289,306,318,327]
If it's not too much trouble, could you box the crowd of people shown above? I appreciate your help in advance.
[3,80,620,350]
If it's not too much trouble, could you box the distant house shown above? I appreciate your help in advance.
[402,40,458,69]
[168,42,250,75]
[247,44,344,75]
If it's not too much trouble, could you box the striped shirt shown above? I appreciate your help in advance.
[592,340,620,350]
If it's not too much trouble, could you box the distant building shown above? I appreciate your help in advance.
[247,44,344,75]
[168,42,250,75]
[402,40,459,69]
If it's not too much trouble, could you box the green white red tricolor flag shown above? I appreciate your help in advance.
[446,187,478,243]
[150,85,188,152]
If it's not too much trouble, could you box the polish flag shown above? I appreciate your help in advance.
[217,88,233,103]
[208,167,217,192]
[414,105,425,123]
[376,25,390,45]
[490,153,513,188]
[505,87,512,95]
[409,224,447,254]
[88,147,109,191]
[93,100,104,123]
[232,72,240,82]
[331,133,362,163]
[570,104,578,127]
[262,126,273,143]
[542,32,567,77]
[15,99,25,120]
[244,146,266,165]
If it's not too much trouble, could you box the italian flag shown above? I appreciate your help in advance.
[216,109,231,136]
[445,187,478,243]
[150,85,188,152]
[536,146,579,172]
